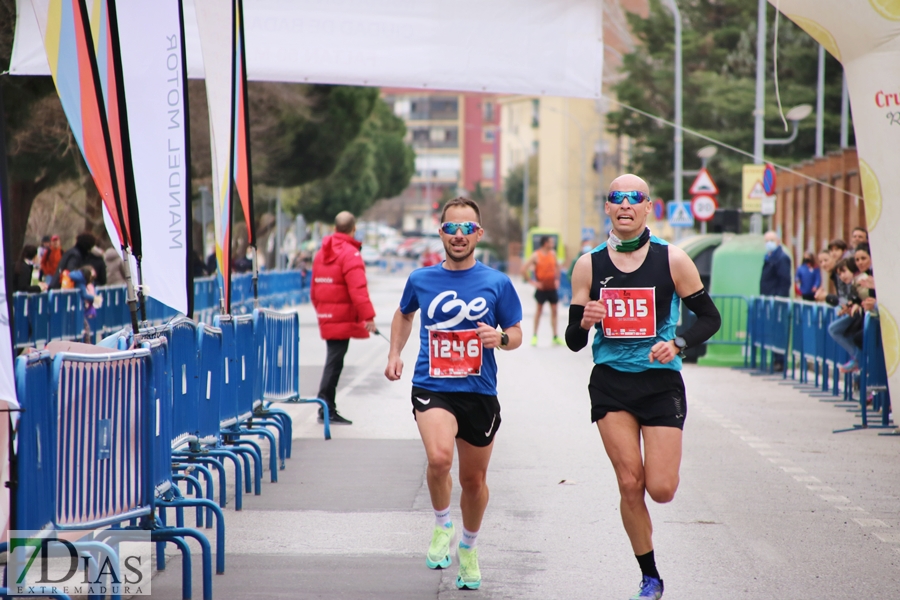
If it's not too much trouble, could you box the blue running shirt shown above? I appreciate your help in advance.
[400,261,523,395]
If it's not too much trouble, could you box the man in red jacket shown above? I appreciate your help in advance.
[311,211,377,425]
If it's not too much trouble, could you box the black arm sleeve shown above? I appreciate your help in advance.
[566,305,590,352]
[681,289,722,348]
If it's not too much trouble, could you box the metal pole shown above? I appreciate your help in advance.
[840,71,850,148]
[815,44,825,157]
[522,149,530,255]
[753,0,767,164]
[665,0,684,203]
[276,188,283,270]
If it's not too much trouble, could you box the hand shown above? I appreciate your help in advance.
[862,297,877,312]
[814,288,827,302]
[849,303,861,316]
[555,279,561,290]
[475,322,502,349]
[858,276,876,290]
[581,300,606,330]
[649,340,679,364]
[365,319,377,333]
[385,355,404,381]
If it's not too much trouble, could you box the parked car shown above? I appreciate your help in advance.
[360,246,382,266]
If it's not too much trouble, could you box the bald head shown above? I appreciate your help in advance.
[608,174,650,195]
[335,211,356,234]
[764,231,779,244]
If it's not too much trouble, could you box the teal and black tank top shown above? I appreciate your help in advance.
[588,236,681,372]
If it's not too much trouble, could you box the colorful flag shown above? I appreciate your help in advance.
[30,0,135,252]
[232,0,254,249]
[195,0,245,312]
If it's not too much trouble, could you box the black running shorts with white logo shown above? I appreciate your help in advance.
[588,364,687,429]
[411,386,501,447]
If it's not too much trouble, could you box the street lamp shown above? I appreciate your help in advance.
[662,0,683,204]
[762,103,813,146]
[697,144,717,168]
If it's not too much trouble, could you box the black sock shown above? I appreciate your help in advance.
[636,550,660,580]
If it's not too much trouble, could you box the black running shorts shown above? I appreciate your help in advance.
[588,364,687,429]
[411,386,501,447]
[534,289,559,305]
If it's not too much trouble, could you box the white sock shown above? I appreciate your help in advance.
[434,506,452,529]
[460,527,479,548]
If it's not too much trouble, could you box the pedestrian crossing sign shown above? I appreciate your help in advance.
[667,200,694,227]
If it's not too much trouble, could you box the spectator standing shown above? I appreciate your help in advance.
[51,232,97,288]
[69,266,98,343]
[104,247,128,286]
[815,250,836,299]
[795,252,821,301]
[760,231,792,297]
[13,245,46,293]
[40,235,63,283]
[850,227,868,248]
[760,231,792,370]
[310,211,377,425]
[86,245,107,286]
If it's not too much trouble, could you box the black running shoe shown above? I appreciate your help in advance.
[318,410,353,425]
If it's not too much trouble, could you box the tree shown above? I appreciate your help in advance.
[283,94,415,223]
[504,154,538,230]
[1,0,85,256]
[607,0,850,207]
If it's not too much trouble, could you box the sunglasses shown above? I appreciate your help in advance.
[440,221,480,235]
[607,190,649,205]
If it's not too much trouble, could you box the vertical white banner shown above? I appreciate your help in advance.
[116,0,190,314]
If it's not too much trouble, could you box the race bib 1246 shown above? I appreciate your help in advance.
[429,329,482,378]
[600,287,657,338]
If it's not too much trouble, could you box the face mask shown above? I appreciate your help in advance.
[765,241,778,253]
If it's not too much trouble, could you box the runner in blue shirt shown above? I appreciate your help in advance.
[385,197,523,590]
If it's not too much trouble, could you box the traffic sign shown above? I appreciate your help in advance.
[653,199,665,220]
[762,163,777,195]
[691,194,718,222]
[689,168,719,196]
[667,200,694,227]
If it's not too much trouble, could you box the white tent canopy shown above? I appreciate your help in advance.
[11,0,605,99]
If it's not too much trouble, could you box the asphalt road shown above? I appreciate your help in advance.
[151,266,900,599]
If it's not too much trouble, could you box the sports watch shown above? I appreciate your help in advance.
[500,332,510,348]
[673,336,687,351]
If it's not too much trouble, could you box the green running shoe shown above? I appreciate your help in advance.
[456,544,481,590]
[425,524,454,569]
[552,336,564,346]
[530,335,538,346]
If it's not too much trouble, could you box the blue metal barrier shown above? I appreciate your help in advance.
[48,290,84,343]
[253,307,330,440]
[834,314,893,432]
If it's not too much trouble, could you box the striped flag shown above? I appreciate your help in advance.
[30,0,136,253]
[195,0,252,312]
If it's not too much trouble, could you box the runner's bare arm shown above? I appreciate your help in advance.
[566,253,605,351]
[385,308,415,381]
[663,244,721,349]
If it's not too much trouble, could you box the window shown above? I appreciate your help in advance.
[482,101,494,123]
[481,155,496,181]
[531,99,540,127]
[482,128,496,143]
[409,126,458,148]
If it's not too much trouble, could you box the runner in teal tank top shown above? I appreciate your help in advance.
[565,174,722,600]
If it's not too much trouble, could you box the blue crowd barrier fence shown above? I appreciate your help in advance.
[738,296,891,432]
[12,269,310,348]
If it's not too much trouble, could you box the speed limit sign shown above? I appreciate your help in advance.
[690,194,718,222]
